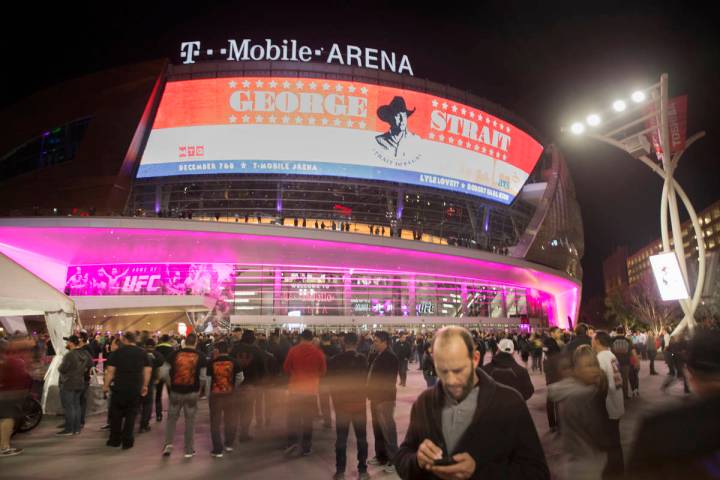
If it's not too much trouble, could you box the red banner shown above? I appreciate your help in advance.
[645,95,688,160]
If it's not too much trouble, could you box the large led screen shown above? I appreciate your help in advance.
[138,77,544,204]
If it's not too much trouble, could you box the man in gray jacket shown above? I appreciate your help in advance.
[57,335,92,436]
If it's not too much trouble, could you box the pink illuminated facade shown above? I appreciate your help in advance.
[0,217,579,329]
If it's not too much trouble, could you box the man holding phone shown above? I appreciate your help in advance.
[395,326,549,479]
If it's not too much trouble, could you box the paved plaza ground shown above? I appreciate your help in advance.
[2,355,691,480]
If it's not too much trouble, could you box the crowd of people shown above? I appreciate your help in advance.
[1,322,719,479]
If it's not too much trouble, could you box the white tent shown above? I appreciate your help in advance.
[0,251,76,413]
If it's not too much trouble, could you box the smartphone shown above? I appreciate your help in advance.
[433,457,458,466]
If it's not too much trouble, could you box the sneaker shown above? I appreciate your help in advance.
[382,464,396,474]
[184,450,196,459]
[162,444,173,457]
[332,473,345,480]
[211,451,224,458]
[358,472,370,480]
[100,424,111,430]
[156,414,163,422]
[55,430,74,436]
[301,448,313,457]
[224,446,234,452]
[284,444,300,457]
[0,448,23,457]
[367,457,386,466]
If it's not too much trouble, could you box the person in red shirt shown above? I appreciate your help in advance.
[283,329,326,457]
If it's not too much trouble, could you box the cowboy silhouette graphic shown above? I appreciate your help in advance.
[375,96,420,160]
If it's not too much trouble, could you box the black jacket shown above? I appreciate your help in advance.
[328,350,368,410]
[394,341,412,362]
[395,369,549,480]
[231,341,267,386]
[482,352,534,400]
[367,348,399,403]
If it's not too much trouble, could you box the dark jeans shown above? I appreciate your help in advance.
[237,385,256,436]
[155,380,168,417]
[423,374,437,388]
[79,383,89,426]
[109,390,141,446]
[370,400,398,465]
[663,351,676,375]
[139,384,155,428]
[60,386,82,433]
[319,384,332,425]
[648,350,657,374]
[286,392,316,452]
[335,407,368,474]
[210,394,238,453]
[603,418,624,478]
[619,365,630,398]
[398,359,408,385]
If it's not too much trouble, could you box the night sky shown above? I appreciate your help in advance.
[3,1,719,301]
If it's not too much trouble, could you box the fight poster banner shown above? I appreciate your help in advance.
[64,263,234,296]
[138,77,544,205]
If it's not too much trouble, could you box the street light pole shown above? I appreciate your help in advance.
[567,73,705,335]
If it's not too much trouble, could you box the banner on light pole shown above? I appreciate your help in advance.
[645,95,688,161]
[649,252,690,301]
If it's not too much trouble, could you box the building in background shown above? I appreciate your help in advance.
[603,246,629,294]
[0,56,583,333]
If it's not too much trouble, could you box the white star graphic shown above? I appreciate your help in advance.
[496,151,501,158]
[474,145,479,151]
[295,116,303,124]
[360,87,368,95]
[255,115,263,123]
[499,123,505,131]
[322,118,329,125]
[503,154,507,160]
[228,115,237,123]
[242,80,251,88]
[477,114,483,121]
[335,84,344,92]
[268,115,277,123]
[228,80,237,88]
[282,115,290,124]
[282,80,291,89]
[439,134,445,141]
[442,102,448,110]
[506,127,511,133]
[469,111,475,118]
[461,108,467,115]
[322,83,331,91]
[358,120,366,129]
[268,80,278,88]
[242,115,250,123]
[489,149,494,156]
[449,137,455,144]
[451,105,458,113]
[481,146,487,153]
[308,117,316,125]
[333,118,341,126]
[493,120,497,127]
[255,80,264,88]
[431,99,439,107]
[346,119,354,127]
[486,118,490,124]
[241,162,246,168]
[457,140,463,147]
[295,81,304,89]
[309,82,317,90]
[428,132,435,139]
[348,85,356,93]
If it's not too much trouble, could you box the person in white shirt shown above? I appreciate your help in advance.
[592,331,625,478]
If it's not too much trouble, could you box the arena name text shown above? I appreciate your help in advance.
[180,39,414,76]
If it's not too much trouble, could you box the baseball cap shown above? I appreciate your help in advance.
[498,338,514,354]
[63,335,80,345]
